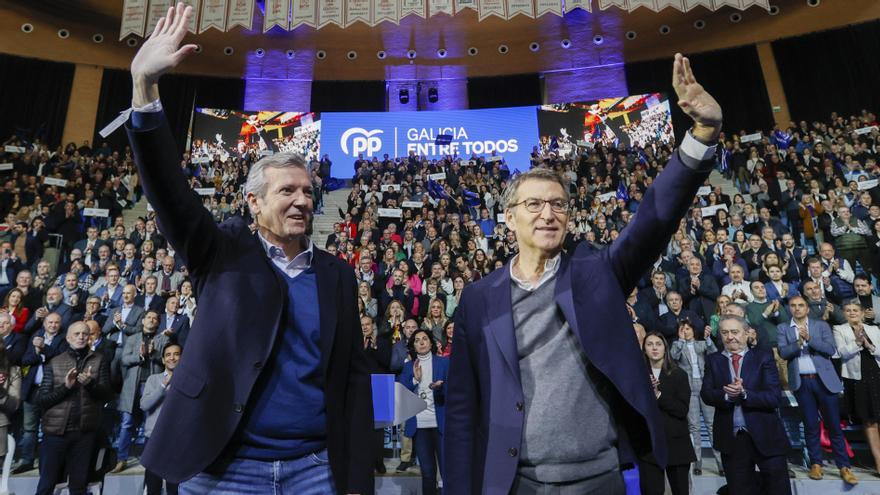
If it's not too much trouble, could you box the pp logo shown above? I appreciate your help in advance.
[340,128,384,157]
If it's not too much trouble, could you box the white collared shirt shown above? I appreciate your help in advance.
[257,232,314,279]
[509,253,561,292]
[790,319,818,374]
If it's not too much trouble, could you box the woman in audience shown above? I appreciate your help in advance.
[358,281,377,319]
[380,300,406,345]
[670,320,720,476]
[177,280,197,325]
[439,321,454,357]
[834,302,880,473]
[398,329,447,495]
[708,294,731,338]
[421,298,448,343]
[640,332,693,495]
[2,289,28,335]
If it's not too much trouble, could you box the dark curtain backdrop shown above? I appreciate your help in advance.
[310,80,386,112]
[94,69,245,154]
[626,45,774,141]
[0,54,74,148]
[772,20,880,124]
[467,73,542,109]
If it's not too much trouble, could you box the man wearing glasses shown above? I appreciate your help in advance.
[445,53,724,494]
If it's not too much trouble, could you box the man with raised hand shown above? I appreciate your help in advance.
[125,4,373,494]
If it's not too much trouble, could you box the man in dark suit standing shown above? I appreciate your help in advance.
[135,275,166,313]
[158,297,190,347]
[445,54,723,494]
[0,312,25,365]
[701,315,791,494]
[124,5,372,493]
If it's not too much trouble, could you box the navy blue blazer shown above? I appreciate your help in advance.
[127,114,374,492]
[398,354,448,438]
[135,294,166,313]
[23,303,75,336]
[2,332,26,366]
[20,330,68,401]
[445,151,712,494]
[158,312,190,347]
[700,349,790,457]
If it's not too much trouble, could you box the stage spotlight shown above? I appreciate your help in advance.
[592,35,604,45]
[659,25,671,35]
[625,31,637,40]
[529,42,540,52]
[468,47,478,56]
[806,0,819,6]
[126,38,139,47]
[92,33,104,43]
[407,49,417,59]
[21,24,33,34]
[194,45,203,53]
[428,88,438,103]
[729,13,742,22]
[224,46,234,55]
[57,29,70,39]
[399,89,409,104]
[377,50,387,59]
[560,39,571,49]
[437,48,448,58]
[255,48,265,58]
[769,5,780,14]
[693,20,706,29]
[347,50,358,60]
[286,49,295,59]
[316,50,327,59]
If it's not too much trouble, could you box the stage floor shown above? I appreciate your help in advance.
[8,457,880,494]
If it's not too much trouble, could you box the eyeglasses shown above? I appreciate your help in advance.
[511,198,570,214]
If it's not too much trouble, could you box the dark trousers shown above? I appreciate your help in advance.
[374,428,385,468]
[36,430,96,495]
[638,462,688,495]
[413,428,442,495]
[793,375,849,467]
[721,431,791,495]
[144,438,178,495]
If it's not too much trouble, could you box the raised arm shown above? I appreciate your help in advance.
[126,4,220,275]
[608,54,722,293]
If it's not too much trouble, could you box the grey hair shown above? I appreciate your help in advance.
[244,152,309,201]
[718,314,750,331]
[0,312,10,324]
[499,168,570,211]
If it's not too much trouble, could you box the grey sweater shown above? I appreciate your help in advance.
[512,277,619,483]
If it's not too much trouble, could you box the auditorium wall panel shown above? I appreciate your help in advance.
[63,64,104,147]
[467,73,542,110]
[0,53,74,147]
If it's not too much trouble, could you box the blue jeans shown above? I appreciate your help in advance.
[179,449,335,495]
[115,409,143,461]
[794,375,849,468]
[414,428,442,495]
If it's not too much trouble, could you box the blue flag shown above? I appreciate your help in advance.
[616,182,629,201]
[427,179,449,200]
[719,148,731,173]
[462,189,481,207]
[773,129,792,150]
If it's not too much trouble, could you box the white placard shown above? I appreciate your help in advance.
[4,146,25,154]
[43,177,68,187]
[454,0,476,11]
[192,156,211,164]
[378,208,403,218]
[597,192,616,203]
[380,184,401,192]
[565,0,590,11]
[292,0,318,27]
[856,126,879,136]
[0,163,13,171]
[497,213,506,223]
[701,204,729,218]
[199,0,228,32]
[83,208,110,218]
[428,173,446,181]
[478,0,506,19]
[487,156,502,163]
[696,186,711,196]
[345,0,371,26]
[120,0,148,39]
[360,185,369,192]
[740,132,763,143]
[147,203,155,212]
[430,0,453,16]
[858,179,878,190]
[534,0,562,15]
[575,140,593,148]
[467,160,477,166]
[318,0,344,27]
[195,188,216,196]
[401,0,426,17]
[264,0,291,31]
[505,0,533,17]
[227,0,255,29]
[259,149,275,156]
[147,0,174,34]
[373,0,400,24]
[402,201,423,208]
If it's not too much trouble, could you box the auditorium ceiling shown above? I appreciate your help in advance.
[0,0,877,80]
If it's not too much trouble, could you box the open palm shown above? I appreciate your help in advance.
[672,53,722,128]
[131,3,198,84]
